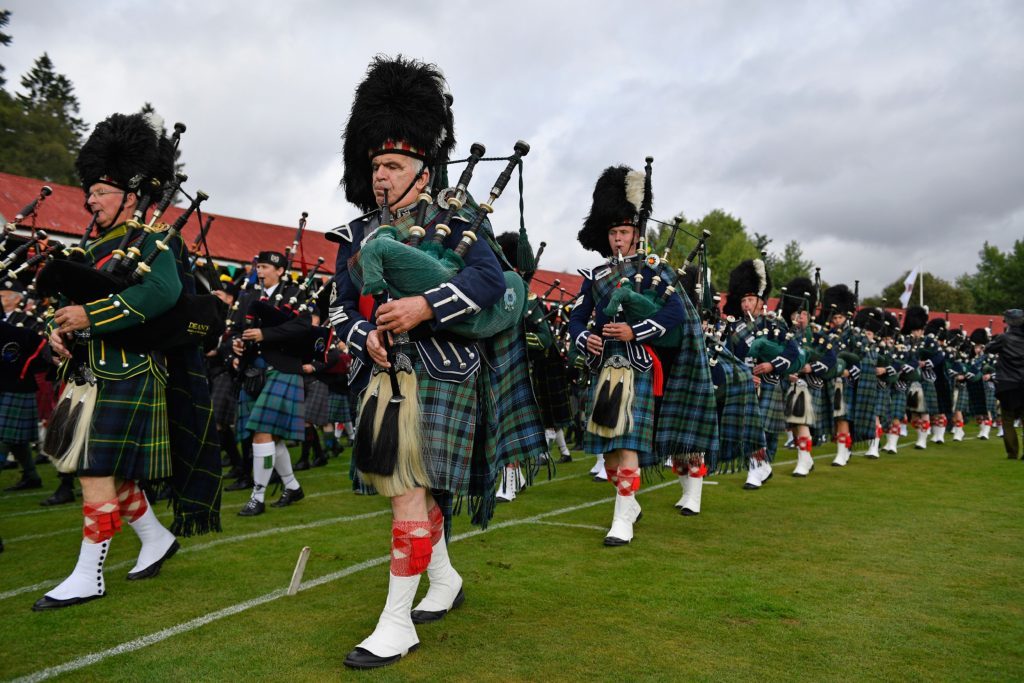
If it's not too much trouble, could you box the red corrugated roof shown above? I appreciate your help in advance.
[0,172,335,274]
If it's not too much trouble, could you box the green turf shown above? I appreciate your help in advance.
[2,434,1023,682]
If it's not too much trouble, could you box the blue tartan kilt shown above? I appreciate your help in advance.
[985,381,997,415]
[353,342,480,496]
[877,386,892,424]
[759,381,787,434]
[0,391,39,445]
[328,389,350,423]
[582,365,656,467]
[485,328,547,469]
[209,371,237,426]
[811,383,833,437]
[303,375,330,425]
[240,369,305,441]
[923,380,940,415]
[889,386,907,422]
[80,370,172,482]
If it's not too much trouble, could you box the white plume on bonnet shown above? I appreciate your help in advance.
[142,111,165,139]
[624,170,645,212]
[753,259,768,298]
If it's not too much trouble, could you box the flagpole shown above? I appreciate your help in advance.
[918,265,924,307]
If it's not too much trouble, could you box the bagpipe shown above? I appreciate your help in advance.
[35,182,226,354]
[348,141,532,339]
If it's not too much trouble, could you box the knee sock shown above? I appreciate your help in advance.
[83,499,121,543]
[555,429,569,454]
[251,441,276,502]
[391,520,433,576]
[428,504,444,546]
[116,480,148,523]
[275,440,300,490]
[614,467,640,496]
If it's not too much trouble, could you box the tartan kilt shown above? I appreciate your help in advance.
[80,370,172,482]
[985,381,997,416]
[889,386,907,422]
[209,371,237,426]
[484,327,548,469]
[529,347,574,429]
[811,383,833,437]
[353,342,480,496]
[328,389,351,423]
[953,384,969,413]
[303,375,330,425]
[241,369,305,441]
[0,391,39,444]
[923,379,940,415]
[850,378,881,443]
[582,364,656,467]
[759,381,787,434]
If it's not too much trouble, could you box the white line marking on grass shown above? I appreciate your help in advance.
[530,520,608,532]
[11,483,676,682]
[0,509,390,603]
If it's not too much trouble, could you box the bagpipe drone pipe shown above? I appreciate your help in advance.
[346,141,532,339]
[35,181,227,354]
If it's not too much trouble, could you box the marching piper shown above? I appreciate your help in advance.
[35,113,222,610]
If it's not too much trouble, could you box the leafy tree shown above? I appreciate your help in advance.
[0,52,87,185]
[0,10,11,89]
[862,271,974,313]
[648,209,761,293]
[956,240,1024,314]
[764,240,815,296]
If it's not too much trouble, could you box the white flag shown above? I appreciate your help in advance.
[899,267,919,308]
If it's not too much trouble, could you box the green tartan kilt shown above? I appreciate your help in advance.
[954,384,969,413]
[485,328,547,469]
[0,391,39,444]
[985,381,997,415]
[759,381,787,434]
[79,370,171,482]
[889,386,907,422]
[582,365,656,467]
[240,369,305,441]
[923,379,940,415]
[328,389,351,423]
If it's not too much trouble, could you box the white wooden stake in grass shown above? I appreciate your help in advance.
[288,546,311,596]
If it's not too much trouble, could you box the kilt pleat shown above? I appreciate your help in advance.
[759,381,787,434]
[80,370,171,482]
[241,369,305,441]
[303,375,330,425]
[582,365,656,466]
[0,391,39,444]
[328,389,351,423]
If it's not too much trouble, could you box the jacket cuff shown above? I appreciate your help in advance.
[84,294,144,330]
[423,282,481,327]
[631,319,666,342]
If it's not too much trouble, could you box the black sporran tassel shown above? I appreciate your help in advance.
[604,379,624,426]
[793,391,806,419]
[372,396,401,476]
[353,386,378,473]
[42,391,73,456]
[591,377,617,428]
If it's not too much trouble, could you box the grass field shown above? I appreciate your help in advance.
[2,433,1023,682]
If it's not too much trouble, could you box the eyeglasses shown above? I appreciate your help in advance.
[88,189,125,198]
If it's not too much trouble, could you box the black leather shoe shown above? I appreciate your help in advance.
[293,459,310,471]
[1,460,18,470]
[557,454,572,464]
[224,477,253,492]
[311,454,328,467]
[5,477,43,492]
[603,535,630,546]
[126,540,180,580]
[32,593,105,611]
[238,498,265,516]
[343,643,419,669]
[270,486,304,508]
[40,486,75,506]
[681,508,699,517]
[34,453,49,465]
[411,587,465,624]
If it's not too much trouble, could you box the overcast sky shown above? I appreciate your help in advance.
[3,0,1022,296]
